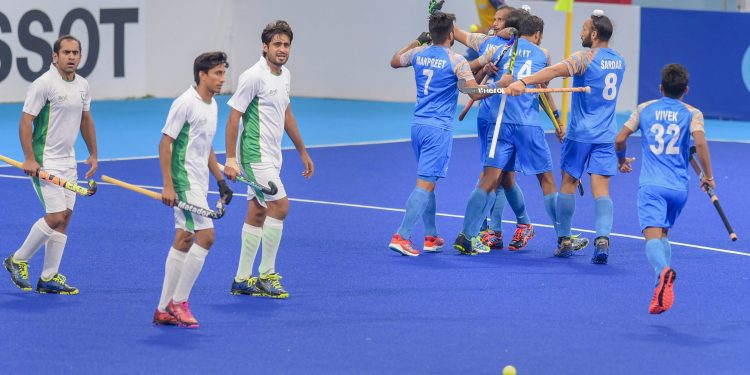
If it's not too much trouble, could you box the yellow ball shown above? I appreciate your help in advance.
[469,24,479,32]
[503,365,517,375]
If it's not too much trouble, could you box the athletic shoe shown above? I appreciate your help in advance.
[508,223,535,251]
[4,256,32,291]
[166,300,199,328]
[480,229,503,250]
[571,234,590,251]
[554,237,574,258]
[471,235,491,254]
[256,273,289,299]
[153,309,178,326]
[591,236,609,264]
[230,277,262,295]
[36,273,78,295]
[423,236,445,252]
[389,234,419,257]
[452,233,478,255]
[649,267,677,314]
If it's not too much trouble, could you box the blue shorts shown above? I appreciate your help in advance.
[477,117,492,165]
[560,139,617,179]
[411,124,452,179]
[484,123,552,175]
[637,185,688,232]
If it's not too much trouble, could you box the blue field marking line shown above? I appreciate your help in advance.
[2,170,743,257]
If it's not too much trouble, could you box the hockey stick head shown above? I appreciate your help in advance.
[265,181,279,195]
[86,179,98,196]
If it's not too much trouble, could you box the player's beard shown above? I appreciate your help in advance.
[581,32,593,48]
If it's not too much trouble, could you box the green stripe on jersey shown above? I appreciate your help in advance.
[171,122,191,192]
[240,96,261,164]
[177,191,194,232]
[32,101,51,165]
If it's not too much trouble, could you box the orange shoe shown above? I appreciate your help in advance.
[508,223,535,251]
[389,234,419,256]
[153,309,178,326]
[423,236,445,252]
[649,267,677,314]
[166,300,200,328]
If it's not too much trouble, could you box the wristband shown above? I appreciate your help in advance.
[519,78,528,86]
[616,149,626,160]
[552,110,560,119]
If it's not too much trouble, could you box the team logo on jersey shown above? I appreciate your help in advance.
[269,88,277,96]
[80,91,86,104]
[56,94,68,102]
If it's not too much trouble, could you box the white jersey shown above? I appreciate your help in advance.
[22,64,91,169]
[161,86,218,193]
[227,56,291,169]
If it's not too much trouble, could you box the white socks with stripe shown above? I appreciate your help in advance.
[259,217,284,276]
[158,247,187,311]
[172,243,209,303]
[235,223,262,282]
[41,232,67,279]
[14,218,55,261]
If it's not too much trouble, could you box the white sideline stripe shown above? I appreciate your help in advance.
[1,173,746,257]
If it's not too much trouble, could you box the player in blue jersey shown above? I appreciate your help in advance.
[388,12,490,256]
[615,64,713,314]
[453,15,564,255]
[453,7,525,251]
[506,11,625,263]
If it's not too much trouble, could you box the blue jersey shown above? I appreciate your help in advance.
[562,48,625,143]
[475,36,511,123]
[624,97,705,191]
[482,38,549,126]
[399,45,474,129]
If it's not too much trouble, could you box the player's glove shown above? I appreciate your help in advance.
[417,32,432,46]
[217,179,233,205]
[429,0,445,14]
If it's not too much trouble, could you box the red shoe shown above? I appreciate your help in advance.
[423,236,445,252]
[166,300,200,328]
[389,234,419,256]
[649,267,677,314]
[480,229,504,250]
[508,223,535,251]
[153,309,178,326]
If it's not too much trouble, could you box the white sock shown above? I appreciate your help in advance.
[41,231,67,279]
[259,217,283,277]
[14,218,55,261]
[172,243,209,303]
[157,248,187,311]
[235,223,262,282]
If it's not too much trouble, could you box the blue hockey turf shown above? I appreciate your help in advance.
[0,98,749,374]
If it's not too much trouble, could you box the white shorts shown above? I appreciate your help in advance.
[32,166,76,214]
[241,162,287,206]
[173,189,214,232]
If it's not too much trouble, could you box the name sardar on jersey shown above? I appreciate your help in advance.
[600,59,623,70]
[415,56,447,69]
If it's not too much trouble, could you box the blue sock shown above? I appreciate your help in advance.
[462,188,490,237]
[557,193,576,238]
[422,191,437,237]
[661,237,672,266]
[478,190,496,231]
[594,196,614,238]
[489,188,506,233]
[645,239,667,283]
[397,187,430,239]
[543,193,559,237]
[505,184,530,225]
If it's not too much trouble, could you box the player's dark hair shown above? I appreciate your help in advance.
[661,63,689,98]
[591,14,613,42]
[496,4,514,12]
[262,20,293,57]
[428,11,456,44]
[504,8,528,31]
[193,51,229,85]
[53,34,81,54]
[519,15,544,36]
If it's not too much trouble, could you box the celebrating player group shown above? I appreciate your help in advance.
[388,1,716,315]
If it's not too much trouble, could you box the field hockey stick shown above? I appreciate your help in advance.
[428,0,445,15]
[688,146,737,241]
[101,175,226,219]
[464,86,591,95]
[488,34,520,158]
[0,154,97,196]
[216,163,278,195]
[458,36,515,121]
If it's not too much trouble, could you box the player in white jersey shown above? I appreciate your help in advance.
[153,52,233,328]
[4,35,97,295]
[225,20,314,299]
